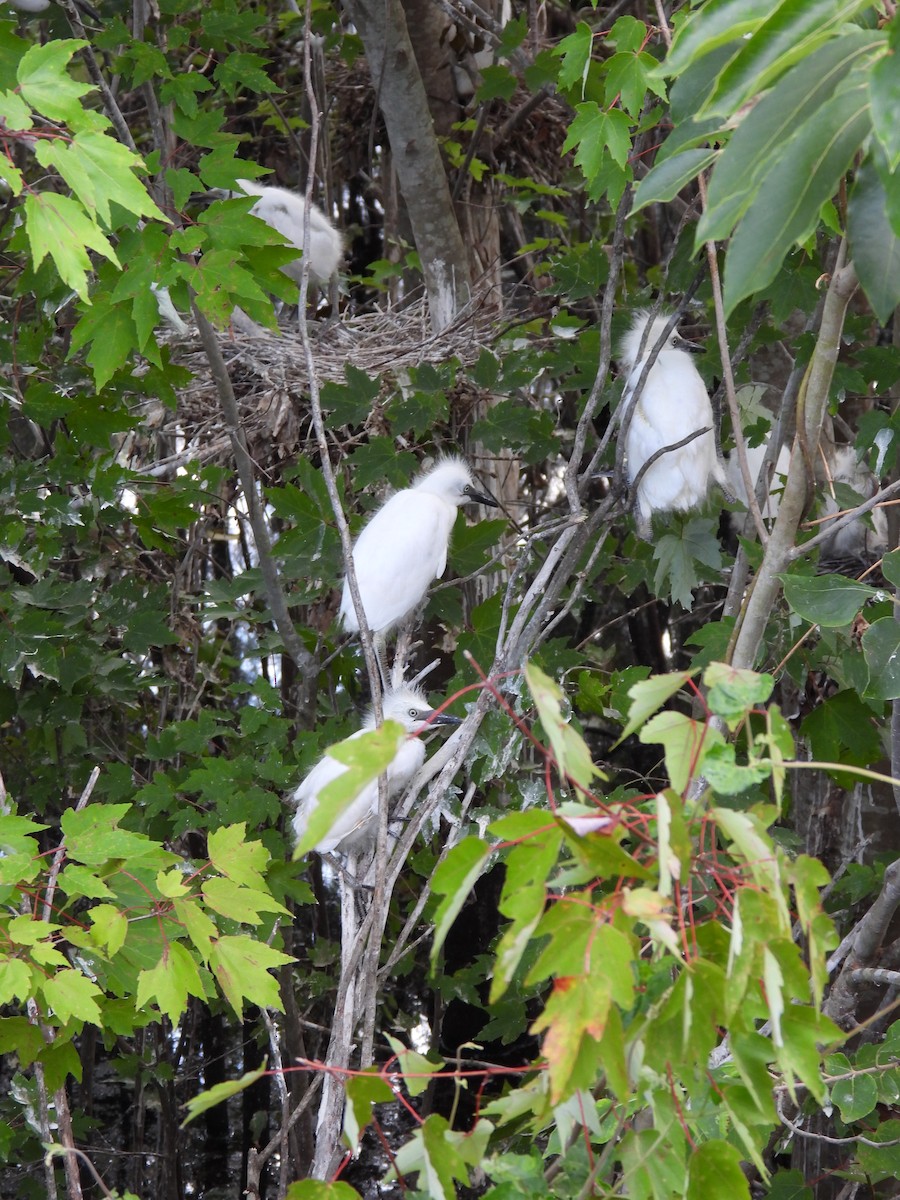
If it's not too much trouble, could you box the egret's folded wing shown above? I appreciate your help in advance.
[291,753,347,841]
[348,492,456,630]
[314,779,380,853]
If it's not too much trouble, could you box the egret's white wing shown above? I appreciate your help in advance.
[292,743,382,854]
[291,752,348,847]
[292,724,427,854]
[341,491,456,632]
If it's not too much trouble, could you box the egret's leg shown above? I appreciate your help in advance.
[322,851,375,894]
[391,620,418,688]
[373,631,390,692]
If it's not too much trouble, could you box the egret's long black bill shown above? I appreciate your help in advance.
[674,335,705,355]
[429,713,464,727]
[466,486,499,508]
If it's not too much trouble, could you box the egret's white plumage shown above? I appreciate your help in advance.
[291,686,461,854]
[5,0,101,18]
[153,177,343,335]
[151,283,190,335]
[235,178,343,285]
[822,447,888,561]
[340,456,498,636]
[620,311,728,535]
[728,438,887,560]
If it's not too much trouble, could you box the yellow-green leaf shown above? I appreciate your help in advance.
[201,876,289,923]
[210,935,293,1017]
[23,192,118,300]
[525,662,604,790]
[182,1063,268,1126]
[42,968,103,1026]
[35,132,165,226]
[207,824,270,889]
[16,39,93,123]
[135,942,207,1023]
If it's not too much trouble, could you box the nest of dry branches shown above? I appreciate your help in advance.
[144,296,499,474]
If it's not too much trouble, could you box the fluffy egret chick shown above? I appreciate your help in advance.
[821,447,887,562]
[728,439,887,560]
[291,687,461,854]
[235,179,343,285]
[339,457,499,637]
[621,311,728,537]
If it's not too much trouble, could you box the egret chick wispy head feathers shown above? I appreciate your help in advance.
[619,309,717,374]
[291,685,461,855]
[340,456,499,636]
[235,178,343,285]
[620,310,728,537]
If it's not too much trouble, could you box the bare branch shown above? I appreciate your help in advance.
[191,305,320,716]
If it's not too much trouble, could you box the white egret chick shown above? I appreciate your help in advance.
[820,446,888,563]
[291,686,462,854]
[620,311,728,537]
[234,178,343,285]
[728,438,887,561]
[4,0,100,17]
[339,456,499,638]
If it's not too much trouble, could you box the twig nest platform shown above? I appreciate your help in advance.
[149,298,496,473]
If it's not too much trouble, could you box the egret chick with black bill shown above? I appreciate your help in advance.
[620,311,729,538]
[291,686,461,855]
[339,456,499,645]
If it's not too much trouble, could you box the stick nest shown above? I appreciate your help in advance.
[149,296,499,474]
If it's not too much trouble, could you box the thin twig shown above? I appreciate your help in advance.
[776,1094,900,1149]
[42,767,99,922]
[565,185,631,513]
[697,173,768,546]
[191,305,318,715]
[788,478,900,560]
[379,782,478,977]
[260,1008,291,1198]
[56,0,137,152]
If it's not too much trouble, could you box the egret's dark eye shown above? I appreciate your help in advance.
[409,708,419,718]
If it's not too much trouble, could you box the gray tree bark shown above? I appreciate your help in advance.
[343,0,472,331]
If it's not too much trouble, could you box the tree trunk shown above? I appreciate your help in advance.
[343,0,471,331]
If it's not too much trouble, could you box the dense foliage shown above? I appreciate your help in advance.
[2,0,900,1198]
